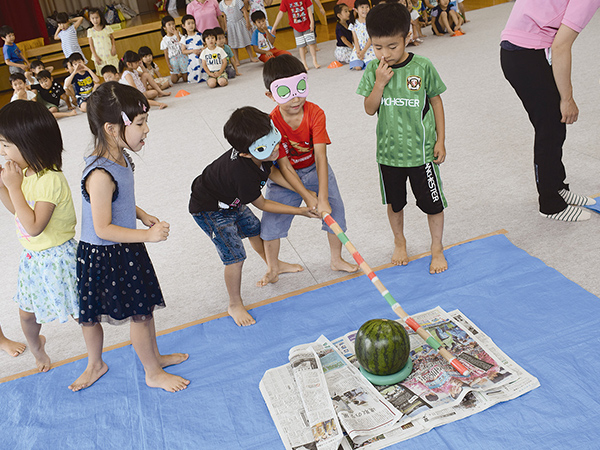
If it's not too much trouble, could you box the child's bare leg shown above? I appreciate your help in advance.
[449,10,464,31]
[144,89,159,99]
[224,261,256,326]
[232,47,240,63]
[142,73,170,96]
[258,238,304,286]
[387,205,409,265]
[427,211,447,274]
[50,106,77,119]
[207,77,217,88]
[298,46,309,71]
[248,235,267,262]
[69,323,108,391]
[79,101,87,113]
[439,12,452,35]
[307,44,320,69]
[217,76,228,87]
[147,317,189,368]
[327,232,358,273]
[170,73,179,84]
[245,45,259,62]
[458,2,468,21]
[0,324,26,357]
[18,309,50,372]
[148,99,168,109]
[130,319,189,392]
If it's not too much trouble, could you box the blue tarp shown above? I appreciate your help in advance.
[2,234,599,449]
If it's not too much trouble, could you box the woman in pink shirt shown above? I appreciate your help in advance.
[187,0,227,33]
[500,0,600,222]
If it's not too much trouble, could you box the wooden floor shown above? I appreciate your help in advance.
[0,0,508,106]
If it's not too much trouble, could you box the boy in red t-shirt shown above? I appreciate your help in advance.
[271,0,320,70]
[258,55,357,286]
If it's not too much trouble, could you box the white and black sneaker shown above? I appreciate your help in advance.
[540,205,591,222]
[559,189,596,206]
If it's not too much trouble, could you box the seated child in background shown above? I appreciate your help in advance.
[357,3,448,273]
[138,46,171,90]
[61,59,77,109]
[431,0,464,36]
[30,70,77,119]
[54,13,87,63]
[100,64,120,82]
[64,53,98,112]
[250,11,291,63]
[25,59,54,85]
[400,0,424,44]
[259,55,358,286]
[334,4,353,64]
[180,14,207,83]
[349,0,376,70]
[189,106,318,326]
[9,73,36,102]
[1,25,30,75]
[200,29,229,88]
[216,27,240,78]
[119,50,169,109]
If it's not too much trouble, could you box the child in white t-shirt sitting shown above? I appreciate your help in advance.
[200,29,229,88]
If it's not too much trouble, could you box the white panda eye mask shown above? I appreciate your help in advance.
[269,73,309,104]
[249,122,281,160]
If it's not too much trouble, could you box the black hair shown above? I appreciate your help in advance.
[366,3,411,38]
[119,50,140,73]
[0,25,14,38]
[68,52,85,64]
[86,82,149,161]
[62,58,72,70]
[138,46,153,57]
[213,26,225,36]
[36,69,52,80]
[9,73,26,84]
[250,10,266,22]
[262,54,306,90]
[101,64,118,75]
[224,107,273,154]
[202,28,218,41]
[30,59,45,70]
[181,14,196,35]
[354,0,371,8]
[88,7,107,28]
[161,15,176,36]
[56,12,69,24]
[0,100,63,173]
[333,4,349,21]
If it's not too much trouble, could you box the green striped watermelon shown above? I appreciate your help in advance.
[355,319,410,376]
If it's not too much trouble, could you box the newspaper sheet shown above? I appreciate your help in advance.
[260,307,539,450]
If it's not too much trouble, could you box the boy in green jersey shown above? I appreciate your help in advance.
[356,2,448,274]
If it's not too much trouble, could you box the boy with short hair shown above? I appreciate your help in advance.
[215,27,239,78]
[101,64,120,82]
[64,53,99,112]
[30,70,77,119]
[260,54,357,286]
[250,10,291,63]
[189,106,318,326]
[9,73,36,102]
[25,59,54,85]
[200,28,229,88]
[357,3,448,274]
[271,0,320,70]
[54,13,87,62]
[1,25,30,75]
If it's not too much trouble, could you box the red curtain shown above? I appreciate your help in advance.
[0,0,49,44]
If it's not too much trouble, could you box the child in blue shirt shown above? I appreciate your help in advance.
[1,25,30,74]
[64,53,99,112]
[250,11,291,63]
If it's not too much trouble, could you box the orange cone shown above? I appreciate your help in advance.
[175,89,190,97]
[451,30,464,37]
[328,61,343,69]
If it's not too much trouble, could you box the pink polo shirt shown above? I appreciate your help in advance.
[501,0,600,49]
[186,0,222,33]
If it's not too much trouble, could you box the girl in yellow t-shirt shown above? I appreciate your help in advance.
[0,100,79,373]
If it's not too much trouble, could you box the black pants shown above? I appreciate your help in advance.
[500,47,568,214]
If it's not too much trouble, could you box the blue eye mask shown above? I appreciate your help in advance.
[249,123,281,160]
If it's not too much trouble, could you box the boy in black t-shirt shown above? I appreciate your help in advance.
[189,107,318,327]
[30,70,77,119]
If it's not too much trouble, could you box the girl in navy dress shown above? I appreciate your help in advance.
[69,82,189,393]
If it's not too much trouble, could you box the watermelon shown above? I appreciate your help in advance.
[355,319,410,376]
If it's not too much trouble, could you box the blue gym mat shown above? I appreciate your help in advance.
[585,195,600,214]
[2,234,600,449]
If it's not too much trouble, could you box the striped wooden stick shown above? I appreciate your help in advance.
[322,213,469,376]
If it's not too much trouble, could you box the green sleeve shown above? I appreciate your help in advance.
[425,59,446,98]
[356,59,378,97]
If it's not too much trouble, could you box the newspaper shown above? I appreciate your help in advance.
[260,307,539,450]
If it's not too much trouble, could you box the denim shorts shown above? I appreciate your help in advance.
[192,205,261,265]
[260,163,347,241]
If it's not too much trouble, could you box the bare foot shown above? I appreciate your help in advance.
[235,71,242,76]
[430,247,447,274]
[0,337,26,357]
[258,270,279,287]
[146,370,189,392]
[250,57,259,62]
[159,353,189,368]
[69,361,109,391]
[158,103,168,109]
[314,63,321,69]
[228,304,256,327]
[31,335,51,372]
[158,91,171,97]
[331,259,359,273]
[303,62,310,71]
[67,109,77,117]
[392,240,409,266]
[257,262,303,287]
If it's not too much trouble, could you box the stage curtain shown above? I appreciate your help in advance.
[38,0,140,18]
[0,1,49,44]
